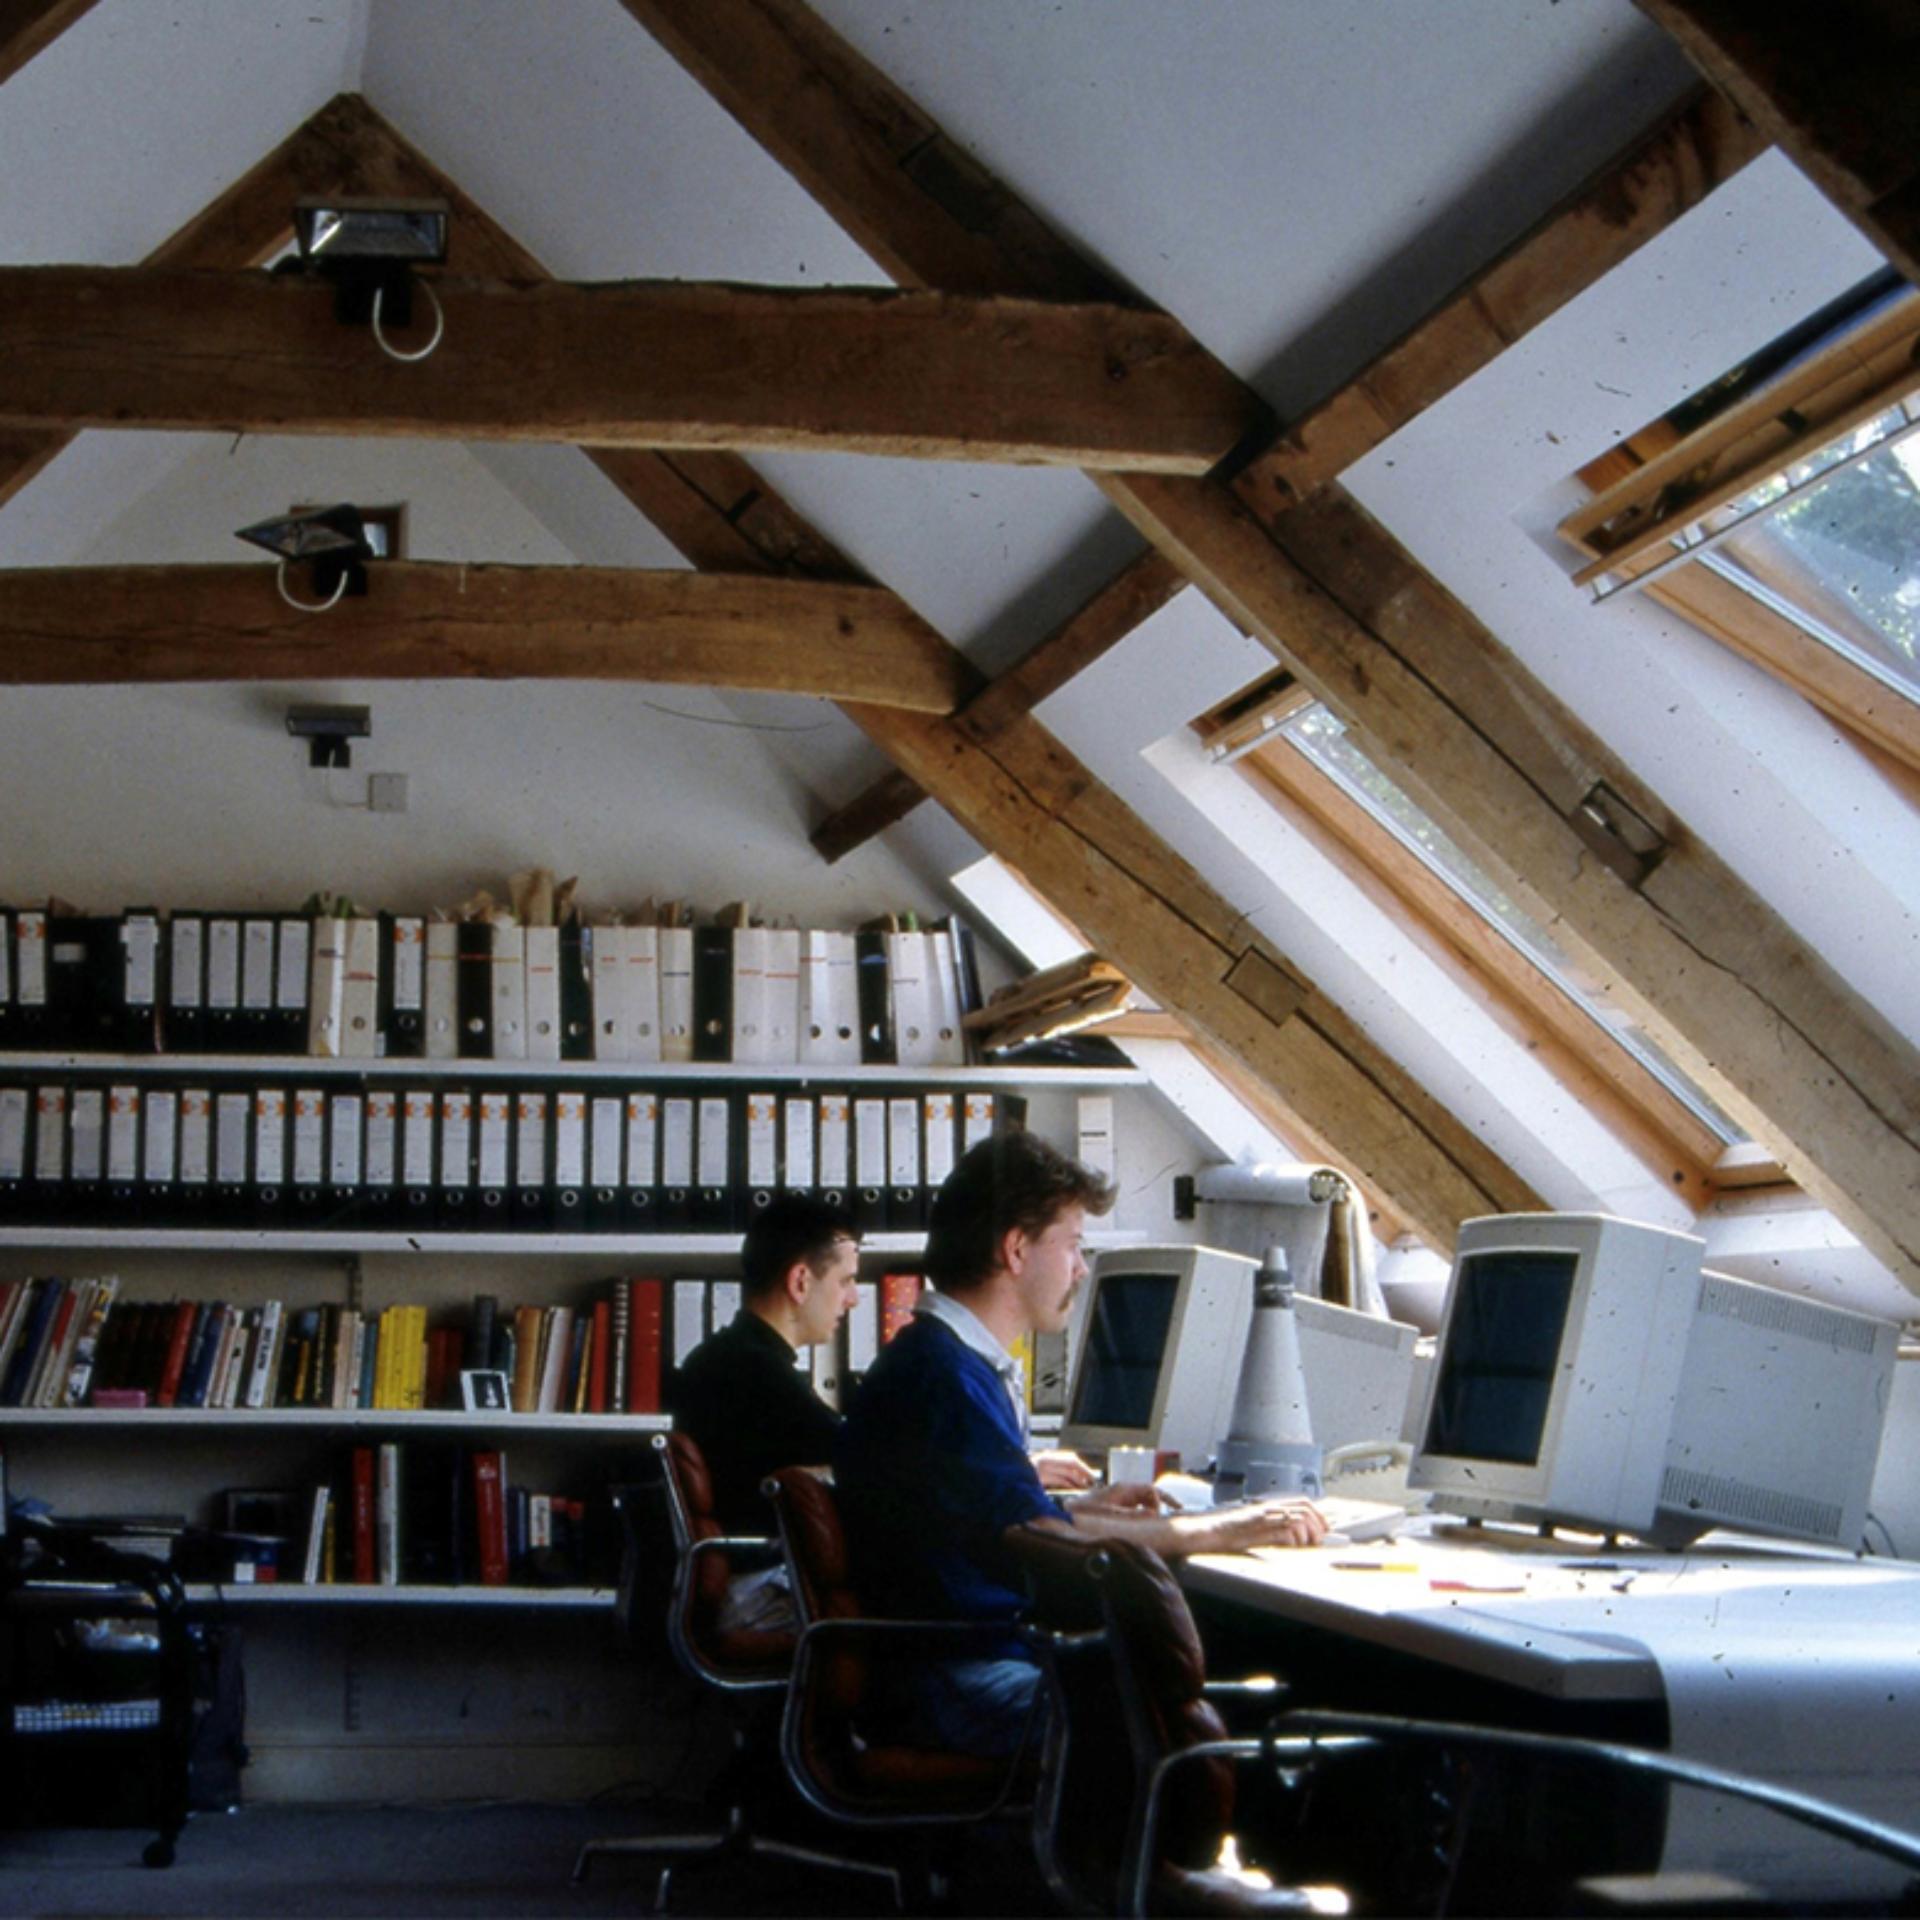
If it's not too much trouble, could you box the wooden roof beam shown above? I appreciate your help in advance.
[0,266,1261,473]
[811,546,1186,862]
[1636,0,1920,283]
[0,562,966,708]
[0,0,102,87]
[629,0,1920,1291]
[6,92,1536,1247]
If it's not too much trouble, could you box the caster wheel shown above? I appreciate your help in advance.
[143,1838,175,1868]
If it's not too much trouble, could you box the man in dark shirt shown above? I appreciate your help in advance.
[672,1194,860,1623]
[836,1131,1325,1756]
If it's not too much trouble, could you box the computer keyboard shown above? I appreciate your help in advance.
[1156,1474,1419,1543]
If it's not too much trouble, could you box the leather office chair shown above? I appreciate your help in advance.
[762,1465,1061,1906]
[1077,1540,1318,1918]
[572,1431,853,1905]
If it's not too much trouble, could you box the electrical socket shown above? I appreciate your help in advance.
[367,772,409,814]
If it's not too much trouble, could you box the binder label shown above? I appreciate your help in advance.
[783,1096,814,1189]
[69,1088,106,1181]
[329,1093,364,1186]
[515,1092,547,1186]
[15,912,46,1005]
[122,917,160,1007]
[478,1091,511,1187]
[391,919,425,1011]
[625,1092,659,1185]
[33,1086,67,1180]
[440,1090,473,1188]
[254,1089,287,1186]
[107,1086,141,1182]
[179,1089,211,1185]
[403,1091,435,1186]
[365,1090,397,1186]
[887,1096,919,1187]
[590,1096,622,1187]
[291,1089,325,1186]
[242,918,276,1011]
[924,1092,957,1187]
[855,1097,888,1187]
[746,1093,777,1188]
[217,1090,252,1183]
[554,1091,587,1187]
[276,918,310,1011]
[0,1087,27,1181]
[142,1088,177,1184]
[661,1097,694,1189]
[963,1091,997,1150]
[696,1096,729,1189]
[818,1092,850,1190]
[207,920,241,1011]
[169,918,203,1010]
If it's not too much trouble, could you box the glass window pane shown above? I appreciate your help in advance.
[1278,705,1745,1143]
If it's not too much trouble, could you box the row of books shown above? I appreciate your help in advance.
[0,1272,1071,1417]
[281,1445,601,1588]
[0,1077,1025,1232]
[0,907,982,1068]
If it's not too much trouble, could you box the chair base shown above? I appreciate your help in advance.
[571,1803,909,1912]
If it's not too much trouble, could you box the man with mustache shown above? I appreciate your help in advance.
[835,1129,1326,1757]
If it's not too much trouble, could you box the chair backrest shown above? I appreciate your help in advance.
[653,1430,793,1687]
[1089,1542,1238,1877]
[763,1465,1013,1818]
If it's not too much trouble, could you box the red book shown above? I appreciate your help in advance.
[626,1278,664,1415]
[155,1301,200,1407]
[351,1445,376,1584]
[879,1272,923,1345]
[587,1299,612,1414]
[471,1450,509,1587]
[424,1326,464,1412]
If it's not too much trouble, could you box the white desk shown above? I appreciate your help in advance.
[1183,1517,1920,1887]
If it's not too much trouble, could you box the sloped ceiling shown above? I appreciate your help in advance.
[3,0,1917,1297]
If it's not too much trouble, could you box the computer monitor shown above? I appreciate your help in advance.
[1410,1213,1898,1548]
[1060,1244,1420,1469]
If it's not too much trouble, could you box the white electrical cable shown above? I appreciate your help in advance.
[274,558,349,613]
[371,276,445,363]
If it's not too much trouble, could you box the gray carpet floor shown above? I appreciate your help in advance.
[0,1800,1057,1917]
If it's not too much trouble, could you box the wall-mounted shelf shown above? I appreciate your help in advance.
[183,1583,615,1610]
[0,1408,671,1434]
[0,1052,1146,1088]
[0,1227,1147,1256]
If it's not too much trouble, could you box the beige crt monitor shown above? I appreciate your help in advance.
[1061,1244,1420,1470]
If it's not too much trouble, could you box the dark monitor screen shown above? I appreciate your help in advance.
[1421,1249,1578,1466]
[1069,1269,1179,1431]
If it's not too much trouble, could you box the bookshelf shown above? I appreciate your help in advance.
[0,1052,1164,1798]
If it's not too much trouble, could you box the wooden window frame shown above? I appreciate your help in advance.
[1558,289,1920,789]
[1210,688,1748,1207]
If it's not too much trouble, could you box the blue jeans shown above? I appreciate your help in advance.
[883,1655,1044,1759]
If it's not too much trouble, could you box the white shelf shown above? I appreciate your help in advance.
[0,1227,1147,1256]
[183,1583,615,1609]
[0,1052,1145,1087]
[0,1408,670,1433]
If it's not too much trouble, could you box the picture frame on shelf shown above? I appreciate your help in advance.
[461,1369,511,1412]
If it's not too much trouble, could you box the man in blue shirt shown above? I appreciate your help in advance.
[836,1130,1325,1757]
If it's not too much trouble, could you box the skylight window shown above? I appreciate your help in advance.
[1560,271,1920,778]
[1274,702,1745,1145]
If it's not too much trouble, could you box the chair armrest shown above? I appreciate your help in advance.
[684,1533,784,1569]
[1127,1736,1275,1918]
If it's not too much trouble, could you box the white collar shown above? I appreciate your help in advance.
[917,1290,1030,1435]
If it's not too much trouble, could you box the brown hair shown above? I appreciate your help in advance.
[923,1130,1114,1295]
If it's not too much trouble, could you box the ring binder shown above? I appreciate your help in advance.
[251,1086,289,1223]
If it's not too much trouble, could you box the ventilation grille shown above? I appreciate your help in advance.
[1696,1274,1880,1354]
[1659,1466,1844,1542]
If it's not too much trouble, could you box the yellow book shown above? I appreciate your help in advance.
[1008,1330,1037,1411]
[402,1304,428,1410]
[373,1307,398,1409]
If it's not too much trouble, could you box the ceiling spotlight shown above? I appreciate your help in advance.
[236,503,377,613]
[291,195,449,362]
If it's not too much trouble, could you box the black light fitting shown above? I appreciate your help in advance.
[235,503,377,612]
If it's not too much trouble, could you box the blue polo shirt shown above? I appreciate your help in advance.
[834,1311,1067,1625]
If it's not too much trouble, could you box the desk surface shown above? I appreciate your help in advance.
[1181,1518,1920,1706]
